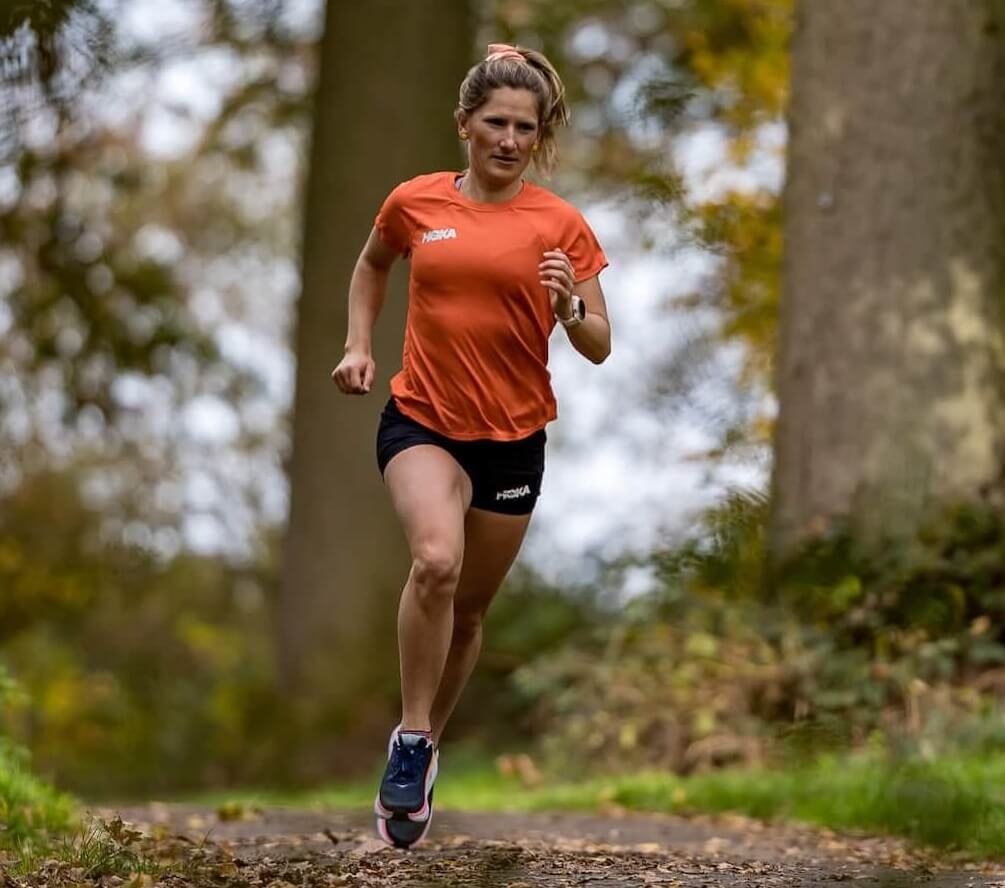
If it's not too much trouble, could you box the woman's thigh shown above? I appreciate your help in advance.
[383,445,473,560]
[453,507,533,621]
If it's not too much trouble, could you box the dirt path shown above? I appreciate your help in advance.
[17,803,984,888]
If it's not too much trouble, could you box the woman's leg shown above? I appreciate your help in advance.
[383,444,473,732]
[429,507,533,745]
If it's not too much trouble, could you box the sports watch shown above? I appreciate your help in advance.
[556,294,586,328]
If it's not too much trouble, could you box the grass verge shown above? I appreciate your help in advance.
[0,739,76,859]
[196,745,1005,861]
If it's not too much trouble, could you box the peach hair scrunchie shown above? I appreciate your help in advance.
[485,42,526,63]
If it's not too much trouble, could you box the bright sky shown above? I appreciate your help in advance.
[74,0,781,591]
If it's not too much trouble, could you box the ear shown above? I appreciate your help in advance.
[454,109,468,136]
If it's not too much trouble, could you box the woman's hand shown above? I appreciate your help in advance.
[539,249,576,319]
[332,348,375,395]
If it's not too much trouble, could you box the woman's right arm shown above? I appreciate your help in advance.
[331,226,400,395]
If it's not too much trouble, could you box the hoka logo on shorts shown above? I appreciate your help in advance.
[496,484,532,501]
[421,227,457,243]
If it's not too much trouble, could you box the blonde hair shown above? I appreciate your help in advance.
[455,46,570,174]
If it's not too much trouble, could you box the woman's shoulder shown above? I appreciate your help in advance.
[520,180,587,223]
[387,171,454,201]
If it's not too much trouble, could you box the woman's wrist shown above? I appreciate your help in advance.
[554,294,585,327]
[554,297,574,320]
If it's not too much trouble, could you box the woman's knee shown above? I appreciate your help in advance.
[411,545,463,598]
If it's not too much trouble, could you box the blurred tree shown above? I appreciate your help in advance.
[277,0,473,768]
[0,1,321,790]
[771,0,1005,556]
[0,0,113,162]
[0,0,315,546]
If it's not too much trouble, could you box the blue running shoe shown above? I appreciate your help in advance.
[377,785,435,849]
[374,727,438,823]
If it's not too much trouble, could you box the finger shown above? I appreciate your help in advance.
[542,275,574,289]
[539,260,572,275]
[544,250,573,269]
[542,280,572,303]
[349,363,369,391]
[362,361,375,393]
[540,271,573,291]
[539,259,574,278]
[538,266,571,281]
[544,266,574,283]
[332,367,348,393]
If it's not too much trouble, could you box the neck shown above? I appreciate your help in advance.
[459,167,523,204]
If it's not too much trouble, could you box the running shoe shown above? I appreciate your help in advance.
[377,785,435,849]
[374,727,438,822]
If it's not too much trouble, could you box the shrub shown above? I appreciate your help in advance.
[516,491,1005,775]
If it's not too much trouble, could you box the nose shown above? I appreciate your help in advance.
[500,127,518,150]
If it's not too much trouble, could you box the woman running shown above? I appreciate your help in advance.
[331,42,610,848]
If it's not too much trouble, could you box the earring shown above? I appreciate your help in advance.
[532,143,539,152]
[459,131,469,141]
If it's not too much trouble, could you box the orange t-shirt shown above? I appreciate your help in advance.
[375,171,608,441]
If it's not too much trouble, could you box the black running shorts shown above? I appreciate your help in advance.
[376,397,546,516]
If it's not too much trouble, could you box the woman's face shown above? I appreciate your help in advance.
[459,87,540,187]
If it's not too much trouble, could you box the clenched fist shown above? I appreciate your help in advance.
[332,349,375,395]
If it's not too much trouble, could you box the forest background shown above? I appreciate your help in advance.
[4,0,1005,860]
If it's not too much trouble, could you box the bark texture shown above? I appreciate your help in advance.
[771,0,1005,557]
[278,0,472,767]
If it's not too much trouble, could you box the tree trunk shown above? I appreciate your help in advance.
[278,0,472,768]
[770,0,1005,558]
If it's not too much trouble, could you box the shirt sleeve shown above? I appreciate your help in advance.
[563,209,609,283]
[374,182,413,256]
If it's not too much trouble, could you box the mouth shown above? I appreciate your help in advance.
[491,155,519,166]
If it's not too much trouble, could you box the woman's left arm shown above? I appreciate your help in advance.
[541,249,611,364]
[564,275,611,364]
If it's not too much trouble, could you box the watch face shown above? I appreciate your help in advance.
[574,295,586,320]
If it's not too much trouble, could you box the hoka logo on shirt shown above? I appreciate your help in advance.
[496,484,532,501]
[421,227,457,243]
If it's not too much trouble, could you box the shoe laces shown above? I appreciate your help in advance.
[388,736,431,784]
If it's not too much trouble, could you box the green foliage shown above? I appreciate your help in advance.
[688,189,783,387]
[453,565,608,743]
[2,139,226,427]
[0,469,133,641]
[0,467,287,797]
[0,665,76,860]
[513,590,789,775]
[519,489,1005,779]
[781,501,1005,635]
[678,0,792,134]
[0,740,76,860]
